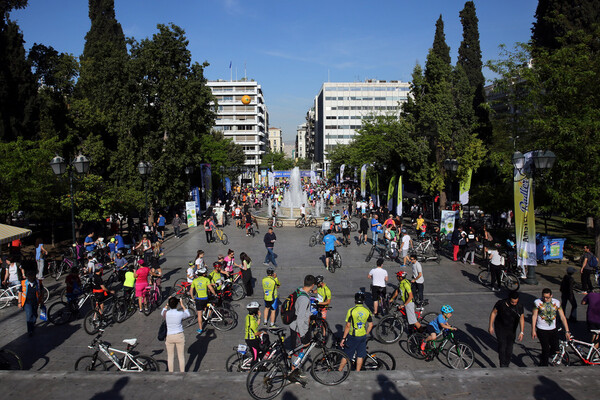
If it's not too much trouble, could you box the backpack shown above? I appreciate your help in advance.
[589,254,598,269]
[280,288,309,325]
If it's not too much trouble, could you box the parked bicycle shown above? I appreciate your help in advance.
[47,289,94,325]
[375,299,437,344]
[365,243,396,263]
[413,236,440,264]
[114,288,137,323]
[75,330,159,371]
[0,282,50,309]
[267,217,283,228]
[477,266,520,291]
[47,251,76,280]
[295,214,318,228]
[213,227,229,245]
[182,298,237,331]
[406,328,475,369]
[550,329,600,366]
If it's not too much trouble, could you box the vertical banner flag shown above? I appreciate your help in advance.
[268,171,275,186]
[186,201,197,227]
[340,164,346,181]
[375,173,380,207]
[224,177,231,194]
[459,168,473,205]
[368,174,376,205]
[440,210,458,234]
[397,175,403,216]
[335,174,339,184]
[201,164,212,208]
[360,164,367,199]
[387,175,397,211]
[514,152,537,275]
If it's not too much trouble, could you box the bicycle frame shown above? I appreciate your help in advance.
[94,341,146,372]
[561,338,600,365]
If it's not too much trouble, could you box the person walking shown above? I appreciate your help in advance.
[239,252,254,297]
[560,267,578,322]
[368,258,388,317]
[338,292,373,372]
[580,245,597,295]
[487,245,504,292]
[203,216,215,244]
[451,227,462,262]
[172,213,182,238]
[35,238,48,280]
[19,271,43,336]
[161,297,190,372]
[531,288,571,366]
[263,227,278,267]
[409,253,424,303]
[488,291,525,367]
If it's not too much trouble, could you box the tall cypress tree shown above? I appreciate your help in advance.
[432,15,451,66]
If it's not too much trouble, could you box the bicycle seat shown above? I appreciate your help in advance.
[122,338,138,346]
[591,329,600,335]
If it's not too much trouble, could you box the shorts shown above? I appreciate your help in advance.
[325,250,335,258]
[426,324,440,335]
[264,298,278,309]
[195,298,209,311]
[371,285,386,301]
[587,321,600,333]
[135,282,148,297]
[93,292,107,303]
[404,301,417,325]
[235,215,242,220]
[402,249,409,258]
[344,335,367,359]
[245,222,251,229]
[342,228,350,236]
[359,229,367,235]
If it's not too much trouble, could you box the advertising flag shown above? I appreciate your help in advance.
[224,177,231,194]
[397,175,403,216]
[459,168,472,205]
[387,175,397,211]
[514,152,537,275]
[360,164,367,198]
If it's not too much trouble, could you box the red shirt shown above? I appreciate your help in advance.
[136,266,150,284]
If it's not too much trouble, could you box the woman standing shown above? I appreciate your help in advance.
[134,260,150,312]
[35,238,48,280]
[239,252,253,296]
[19,271,43,336]
[224,249,241,276]
[161,297,190,372]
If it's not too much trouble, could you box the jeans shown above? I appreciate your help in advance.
[413,282,424,303]
[536,328,559,366]
[372,231,378,245]
[264,247,277,266]
[24,301,38,334]
[496,326,516,367]
[174,226,181,238]
[205,230,213,243]
[581,269,593,293]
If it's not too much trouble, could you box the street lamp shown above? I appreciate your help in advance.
[512,149,556,285]
[185,166,194,200]
[138,161,152,227]
[50,154,90,253]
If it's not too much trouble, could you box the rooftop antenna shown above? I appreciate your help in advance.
[244,62,247,80]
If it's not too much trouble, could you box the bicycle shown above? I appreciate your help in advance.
[0,282,50,309]
[413,236,440,264]
[183,298,237,331]
[375,299,437,344]
[267,217,283,228]
[406,328,475,369]
[83,295,115,335]
[327,248,342,273]
[224,270,247,301]
[295,214,317,228]
[47,290,93,325]
[346,339,396,371]
[75,330,159,372]
[477,265,520,291]
[226,328,288,373]
[142,276,162,316]
[47,251,76,280]
[0,348,22,370]
[114,288,137,323]
[213,227,229,245]
[550,329,600,366]
[365,243,396,263]
[246,328,351,400]
[308,230,324,247]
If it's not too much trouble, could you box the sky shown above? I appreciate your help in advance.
[11,0,539,143]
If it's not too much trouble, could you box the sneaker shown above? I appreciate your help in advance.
[269,323,279,329]
[196,329,203,334]
[263,262,269,266]
[263,321,268,326]
[420,341,427,356]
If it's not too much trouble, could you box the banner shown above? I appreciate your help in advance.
[360,164,367,199]
[335,174,339,184]
[397,175,403,216]
[340,164,346,181]
[200,164,212,208]
[440,210,458,234]
[310,170,317,184]
[375,173,380,207]
[514,152,537,272]
[387,175,397,212]
[459,168,472,205]
[186,201,197,227]
[224,177,231,194]
[368,174,376,205]
[268,171,274,186]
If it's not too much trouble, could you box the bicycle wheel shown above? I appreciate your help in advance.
[309,236,317,247]
[59,288,67,302]
[41,286,50,304]
[221,233,229,245]
[365,246,375,262]
[0,289,14,309]
[363,354,387,371]
[246,359,286,400]
[74,355,107,371]
[477,270,491,286]
[114,298,128,323]
[171,278,186,294]
[48,262,57,279]
[275,221,283,228]
[210,307,237,331]
[375,315,404,344]
[47,301,73,325]
[312,318,332,345]
[369,350,396,370]
[231,282,246,301]
[226,351,253,372]
[406,332,427,359]
[295,218,304,228]
[446,342,475,369]
[0,349,22,370]
[143,291,153,316]
[310,348,351,386]
[504,274,521,291]
[419,312,438,325]
[350,221,358,232]
[550,349,570,366]
[309,218,317,227]
[333,252,342,270]
[132,355,160,371]
[83,310,103,335]
[57,261,69,280]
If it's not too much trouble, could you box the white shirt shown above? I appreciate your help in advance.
[8,263,19,283]
[300,206,306,215]
[321,221,330,232]
[412,261,424,283]
[187,267,195,283]
[534,298,561,330]
[161,308,191,335]
[488,250,504,266]
[369,267,388,288]
[402,234,411,250]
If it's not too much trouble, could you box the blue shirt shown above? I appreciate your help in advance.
[84,236,95,252]
[115,234,124,250]
[428,314,447,334]
[108,243,116,252]
[334,214,341,224]
[115,257,127,269]
[371,218,381,232]
[35,244,43,260]
[323,234,337,252]
[158,216,166,227]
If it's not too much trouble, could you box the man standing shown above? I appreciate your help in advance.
[359,214,369,246]
[368,258,388,317]
[488,291,525,367]
[157,213,166,240]
[172,213,182,238]
[531,288,571,366]
[323,230,341,272]
[409,253,424,303]
[580,245,597,294]
[263,227,278,267]
[288,275,316,381]
[370,213,381,245]
[338,292,373,372]
[401,230,413,267]
[262,267,280,328]
[19,271,43,336]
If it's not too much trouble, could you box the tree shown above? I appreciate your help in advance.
[261,150,294,171]
[432,15,451,66]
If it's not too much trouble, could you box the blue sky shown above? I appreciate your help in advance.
[11,0,538,143]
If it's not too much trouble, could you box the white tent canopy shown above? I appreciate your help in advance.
[0,223,32,245]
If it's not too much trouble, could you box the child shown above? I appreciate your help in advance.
[108,238,117,262]
[560,267,577,322]
[245,301,264,365]
[421,304,457,354]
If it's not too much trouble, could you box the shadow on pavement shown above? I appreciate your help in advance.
[90,376,129,400]
[186,329,217,372]
[372,374,407,400]
[533,375,576,400]
[463,323,497,368]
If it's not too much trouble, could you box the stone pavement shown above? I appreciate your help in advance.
[0,219,596,399]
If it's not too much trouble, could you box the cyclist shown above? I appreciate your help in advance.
[401,229,413,267]
[300,203,306,220]
[244,211,253,236]
[338,292,373,372]
[234,205,242,228]
[422,305,456,354]
[389,271,422,332]
[150,258,162,288]
[209,260,226,291]
[186,261,196,284]
[314,275,332,319]
[245,301,265,365]
[108,238,117,262]
[333,210,342,233]
[358,213,369,245]
[189,266,217,334]
[91,265,115,315]
[341,215,350,246]
[262,267,280,328]
[65,267,82,311]
[322,229,341,272]
[321,217,331,235]
[114,251,128,283]
[134,234,153,265]
[368,258,388,317]
[122,265,135,303]
[409,253,424,303]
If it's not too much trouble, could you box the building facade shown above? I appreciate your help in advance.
[207,80,269,182]
[312,80,410,172]
[268,127,283,153]
[296,123,307,159]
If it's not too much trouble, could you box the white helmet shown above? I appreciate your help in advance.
[196,267,207,275]
[246,301,260,309]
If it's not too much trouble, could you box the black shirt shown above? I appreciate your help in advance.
[493,299,524,333]
[264,232,276,248]
[92,274,104,291]
[360,218,369,231]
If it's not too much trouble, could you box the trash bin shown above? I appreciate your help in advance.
[536,235,566,264]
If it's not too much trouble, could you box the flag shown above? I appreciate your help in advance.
[397,175,403,216]
[514,152,537,275]
[340,164,346,181]
[387,175,397,211]
[459,168,472,205]
[360,164,367,199]
[225,177,231,194]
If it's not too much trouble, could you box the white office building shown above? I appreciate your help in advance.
[313,80,410,172]
[207,80,269,182]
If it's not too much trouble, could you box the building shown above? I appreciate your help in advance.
[268,127,283,153]
[296,123,307,159]
[311,80,410,172]
[207,80,269,183]
[283,142,295,159]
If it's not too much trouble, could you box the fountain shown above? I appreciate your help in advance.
[280,167,308,218]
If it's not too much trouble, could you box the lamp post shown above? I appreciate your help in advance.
[50,154,90,250]
[137,161,152,227]
[443,159,459,219]
[184,166,193,200]
[512,149,556,285]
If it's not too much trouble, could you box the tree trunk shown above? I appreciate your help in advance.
[594,217,600,256]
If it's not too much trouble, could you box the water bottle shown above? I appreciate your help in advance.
[293,351,305,367]
[109,351,119,364]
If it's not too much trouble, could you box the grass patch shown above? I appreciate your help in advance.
[535,216,593,261]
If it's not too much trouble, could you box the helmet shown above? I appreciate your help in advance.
[110,238,115,242]
[315,275,324,284]
[137,259,145,266]
[246,301,260,310]
[441,305,454,314]
[396,271,407,279]
[213,261,222,269]
[197,267,207,275]
[354,292,365,304]
[324,217,329,221]
[188,261,195,266]
[266,267,275,275]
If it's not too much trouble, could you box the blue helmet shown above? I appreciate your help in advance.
[441,305,454,314]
